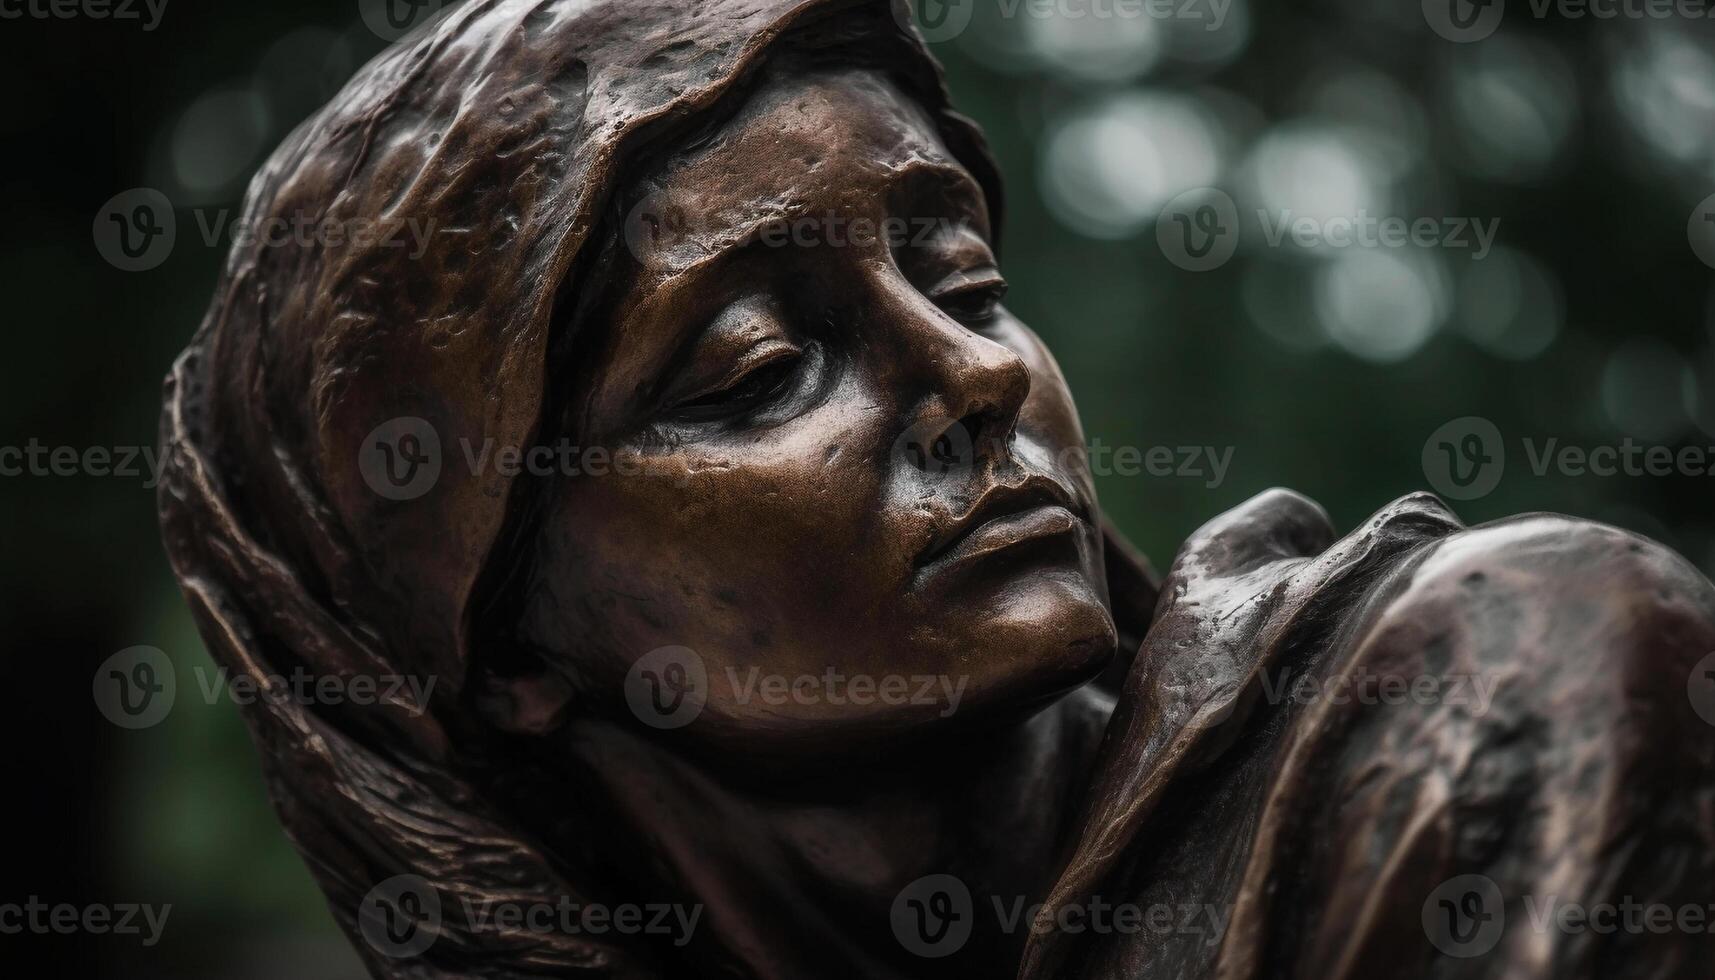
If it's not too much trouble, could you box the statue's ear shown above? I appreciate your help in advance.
[471,650,577,736]
[1098,515,1160,690]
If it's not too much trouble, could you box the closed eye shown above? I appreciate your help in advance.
[671,344,802,421]
[929,272,1008,325]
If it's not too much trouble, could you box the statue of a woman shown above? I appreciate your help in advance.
[156,1,1715,977]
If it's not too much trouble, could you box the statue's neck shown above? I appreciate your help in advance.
[556,687,1113,979]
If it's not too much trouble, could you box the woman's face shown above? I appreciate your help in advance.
[510,68,1115,758]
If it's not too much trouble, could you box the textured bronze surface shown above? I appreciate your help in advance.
[157,1,1715,976]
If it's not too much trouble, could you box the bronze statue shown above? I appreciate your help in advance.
[155,1,1715,976]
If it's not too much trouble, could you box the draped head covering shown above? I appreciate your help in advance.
[156,1,1003,974]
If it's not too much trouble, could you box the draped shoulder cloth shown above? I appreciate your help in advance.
[1028,490,1715,979]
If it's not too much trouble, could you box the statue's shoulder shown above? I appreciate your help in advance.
[1031,492,1715,979]
[1142,488,1715,741]
[1174,487,1714,623]
[1358,506,1715,663]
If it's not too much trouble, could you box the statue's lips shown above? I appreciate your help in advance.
[917,475,1085,571]
[927,505,1081,568]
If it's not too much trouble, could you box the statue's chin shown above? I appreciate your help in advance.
[642,609,1116,772]
[997,581,1118,683]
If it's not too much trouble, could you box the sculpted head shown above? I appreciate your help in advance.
[486,63,1116,758]
[157,1,1140,971]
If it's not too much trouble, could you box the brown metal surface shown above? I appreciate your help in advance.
[156,1,1715,976]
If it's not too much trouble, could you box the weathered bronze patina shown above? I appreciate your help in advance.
[157,1,1715,977]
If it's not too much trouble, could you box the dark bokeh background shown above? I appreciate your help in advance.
[4,0,1714,974]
